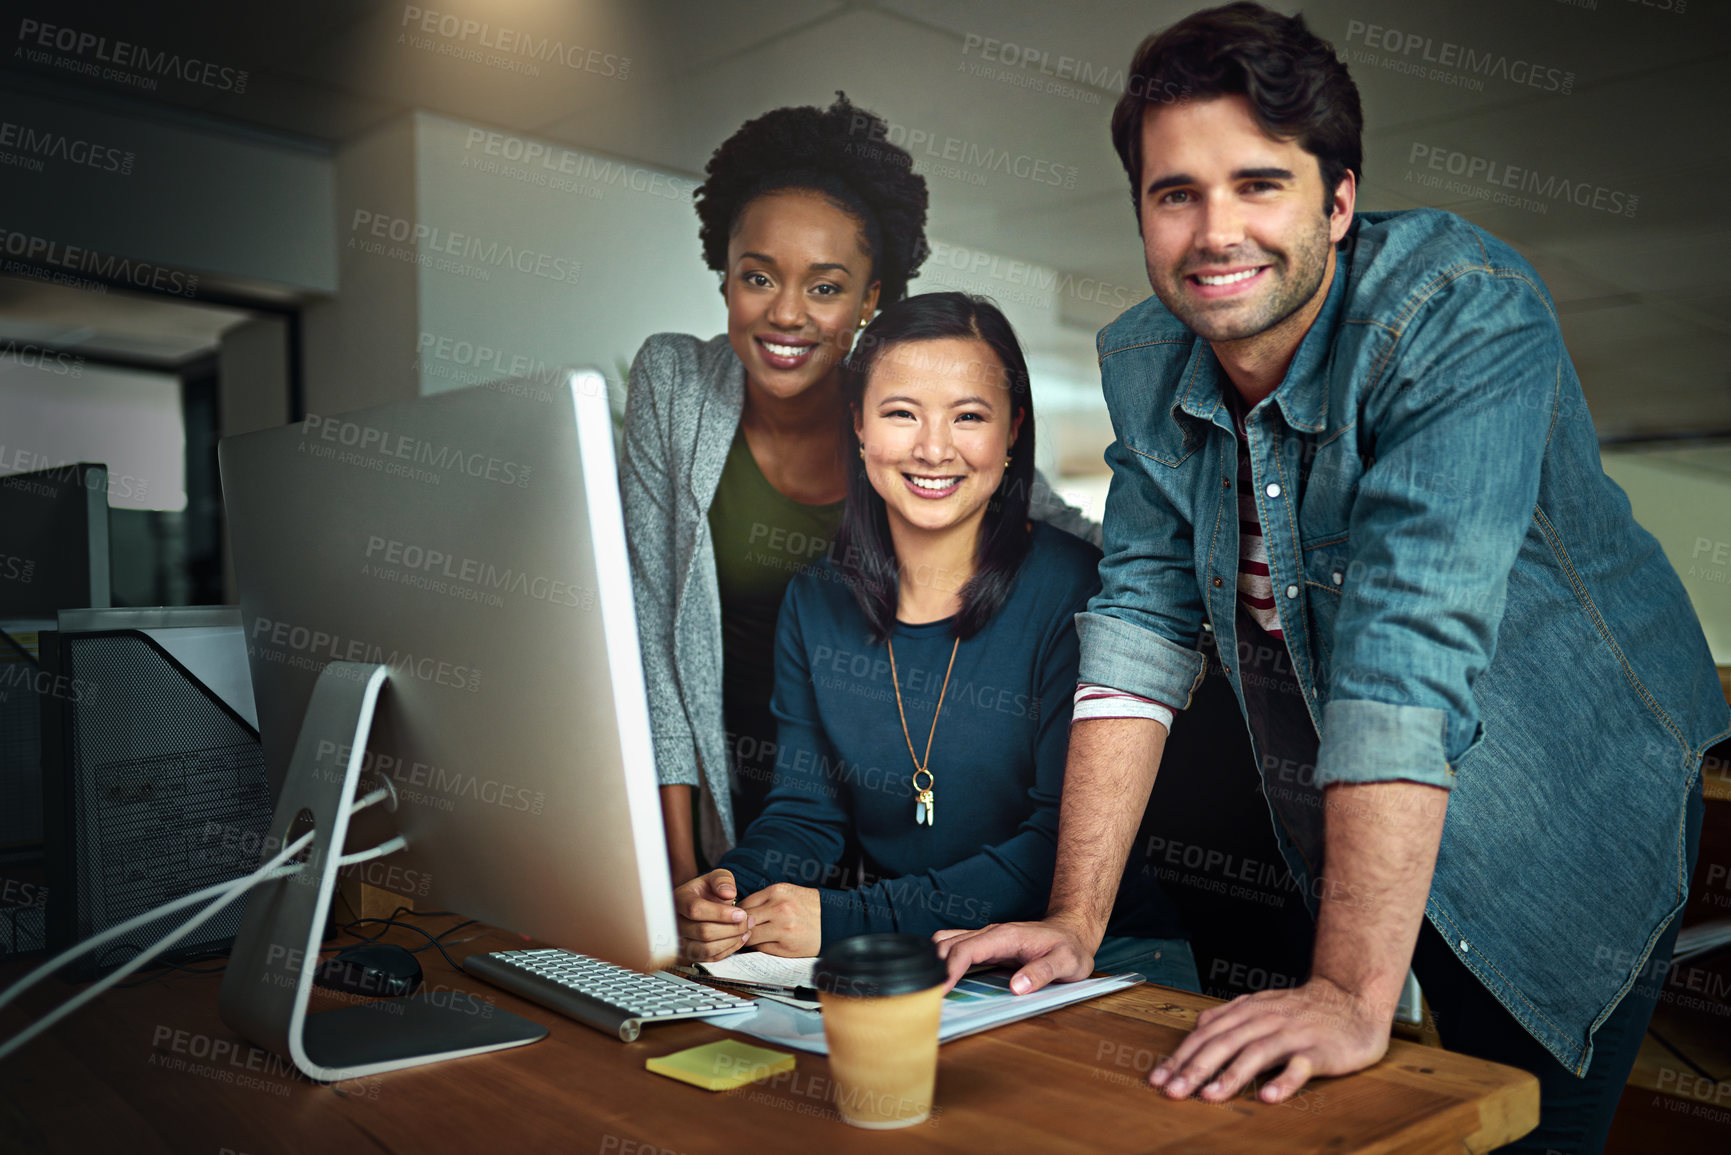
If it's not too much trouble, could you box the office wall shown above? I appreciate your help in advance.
[0,359,184,512]
[410,112,722,406]
[1,87,335,294]
[300,116,422,417]
[1,90,335,518]
[214,316,290,601]
[216,317,290,437]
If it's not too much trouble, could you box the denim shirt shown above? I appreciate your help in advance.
[1082,208,1730,1073]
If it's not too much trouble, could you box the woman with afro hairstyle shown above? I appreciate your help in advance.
[621,94,1096,884]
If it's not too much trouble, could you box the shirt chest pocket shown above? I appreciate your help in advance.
[1107,344,1210,470]
[1301,534,1351,677]
[1120,407,1204,468]
[1293,429,1368,680]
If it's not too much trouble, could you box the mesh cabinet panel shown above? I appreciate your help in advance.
[54,631,271,980]
[1,628,46,960]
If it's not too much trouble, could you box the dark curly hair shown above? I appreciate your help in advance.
[1111,2,1362,216]
[694,93,930,306]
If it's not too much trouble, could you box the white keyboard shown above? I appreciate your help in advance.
[462,948,757,1042]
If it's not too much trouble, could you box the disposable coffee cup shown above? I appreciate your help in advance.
[814,933,947,1129]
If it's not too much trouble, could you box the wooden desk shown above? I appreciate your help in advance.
[0,917,1537,1154]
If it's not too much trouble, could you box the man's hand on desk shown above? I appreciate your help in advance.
[1157,779,1445,1104]
[931,917,1097,994]
[1150,976,1392,1104]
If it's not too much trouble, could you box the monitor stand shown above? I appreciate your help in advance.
[219,661,547,1081]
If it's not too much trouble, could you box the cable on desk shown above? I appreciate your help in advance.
[0,787,404,1060]
[113,914,477,991]
[0,829,315,1060]
[422,919,480,948]
[336,908,477,972]
[98,789,414,991]
[108,947,233,988]
[337,906,471,948]
[396,914,479,954]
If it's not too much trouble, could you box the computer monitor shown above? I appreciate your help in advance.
[215,369,674,1078]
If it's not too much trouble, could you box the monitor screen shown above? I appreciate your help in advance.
[218,370,675,972]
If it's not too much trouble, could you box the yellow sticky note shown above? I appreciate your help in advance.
[645,1039,796,1092]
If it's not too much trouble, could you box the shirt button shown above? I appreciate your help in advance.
[1331,571,1343,586]
[1212,576,1224,588]
[1265,483,1281,498]
[1285,585,1298,599]
[1202,622,1213,632]
[1459,939,1470,954]
[1222,478,1231,489]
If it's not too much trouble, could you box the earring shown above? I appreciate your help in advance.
[1004,455,1013,468]
[858,445,866,459]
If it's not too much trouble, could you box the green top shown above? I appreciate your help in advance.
[706,426,845,826]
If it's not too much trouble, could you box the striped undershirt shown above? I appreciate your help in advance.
[1230,398,1285,639]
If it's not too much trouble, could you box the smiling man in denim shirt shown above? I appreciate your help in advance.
[934,4,1730,1150]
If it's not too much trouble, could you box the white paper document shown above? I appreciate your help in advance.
[718,969,1143,1056]
[695,953,818,989]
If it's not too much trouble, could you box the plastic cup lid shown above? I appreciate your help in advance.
[814,933,947,998]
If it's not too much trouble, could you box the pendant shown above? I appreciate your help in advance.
[916,787,934,827]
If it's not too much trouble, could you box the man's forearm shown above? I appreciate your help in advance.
[1046,716,1168,941]
[1311,780,1450,1018]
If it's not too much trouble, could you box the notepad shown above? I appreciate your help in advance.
[693,953,817,989]
[645,1039,797,1092]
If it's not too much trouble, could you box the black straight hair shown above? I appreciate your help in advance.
[832,291,1036,642]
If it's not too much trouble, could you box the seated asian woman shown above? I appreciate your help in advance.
[673,292,1196,990]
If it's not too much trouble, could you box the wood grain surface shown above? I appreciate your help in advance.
[0,915,1538,1154]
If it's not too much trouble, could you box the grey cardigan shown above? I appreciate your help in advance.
[620,331,1100,859]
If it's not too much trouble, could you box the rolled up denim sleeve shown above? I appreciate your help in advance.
[1316,270,1559,790]
[1076,612,1205,709]
[1076,436,1208,710]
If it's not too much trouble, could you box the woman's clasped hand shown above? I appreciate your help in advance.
[674,868,821,961]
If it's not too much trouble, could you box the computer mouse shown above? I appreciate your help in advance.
[313,942,424,998]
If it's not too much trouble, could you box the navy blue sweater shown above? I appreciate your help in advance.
[720,523,1103,945]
